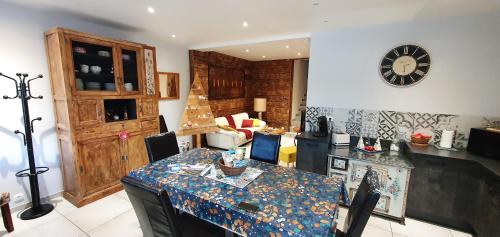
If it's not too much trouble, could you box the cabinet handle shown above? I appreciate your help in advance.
[79,166,84,173]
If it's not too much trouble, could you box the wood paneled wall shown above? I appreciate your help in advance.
[252,60,294,129]
[189,50,253,118]
[189,50,294,129]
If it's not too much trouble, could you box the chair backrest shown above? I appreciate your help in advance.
[144,132,180,163]
[159,115,169,133]
[249,132,281,164]
[343,169,381,237]
[121,176,181,237]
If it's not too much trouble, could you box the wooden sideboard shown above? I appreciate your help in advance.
[44,28,160,207]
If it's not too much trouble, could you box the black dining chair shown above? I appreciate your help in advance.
[121,176,224,237]
[159,115,169,133]
[336,169,381,237]
[144,132,180,163]
[249,132,281,165]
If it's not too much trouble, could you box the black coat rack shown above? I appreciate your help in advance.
[1,72,54,220]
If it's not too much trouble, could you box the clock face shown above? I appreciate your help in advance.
[380,45,430,87]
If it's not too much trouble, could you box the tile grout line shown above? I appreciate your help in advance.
[54,205,91,236]
[80,205,133,235]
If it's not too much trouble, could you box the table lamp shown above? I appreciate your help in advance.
[254,98,267,120]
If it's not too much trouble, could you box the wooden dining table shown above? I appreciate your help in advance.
[128,148,347,237]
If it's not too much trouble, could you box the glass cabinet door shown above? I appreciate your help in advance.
[120,48,141,93]
[71,40,117,93]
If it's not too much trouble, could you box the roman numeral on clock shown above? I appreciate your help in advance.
[418,63,429,67]
[403,46,409,55]
[383,70,393,77]
[400,77,405,85]
[412,47,419,56]
[390,75,397,83]
[417,54,428,60]
[382,65,391,69]
[415,69,425,76]
[393,49,400,57]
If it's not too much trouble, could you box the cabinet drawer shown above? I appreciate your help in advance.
[141,119,158,130]
[105,121,140,133]
[76,121,140,141]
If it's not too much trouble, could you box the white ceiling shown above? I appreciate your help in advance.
[6,0,500,61]
[200,38,311,61]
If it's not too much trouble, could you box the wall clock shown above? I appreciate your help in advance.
[380,45,430,87]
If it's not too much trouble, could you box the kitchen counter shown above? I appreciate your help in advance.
[403,142,500,236]
[295,132,331,143]
[329,146,414,169]
[405,142,500,176]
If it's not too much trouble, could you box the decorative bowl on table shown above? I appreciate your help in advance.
[218,158,247,176]
[411,133,432,147]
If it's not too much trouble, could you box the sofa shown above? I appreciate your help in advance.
[206,112,266,150]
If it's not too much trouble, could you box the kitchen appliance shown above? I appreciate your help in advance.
[467,128,500,160]
[332,133,350,146]
[313,116,328,137]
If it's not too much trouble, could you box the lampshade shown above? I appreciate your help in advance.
[253,98,267,112]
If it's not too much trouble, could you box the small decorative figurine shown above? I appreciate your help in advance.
[357,137,365,149]
[374,138,382,151]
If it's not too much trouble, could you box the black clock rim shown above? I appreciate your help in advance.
[379,44,431,88]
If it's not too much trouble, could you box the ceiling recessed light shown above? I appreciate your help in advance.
[262,56,266,59]
[242,21,249,27]
[297,52,302,56]
[245,49,250,53]
[147,7,155,14]
[285,45,290,49]
[171,34,176,38]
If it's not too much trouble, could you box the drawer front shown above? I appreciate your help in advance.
[141,119,159,130]
[76,121,140,141]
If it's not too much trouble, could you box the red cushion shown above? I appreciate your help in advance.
[241,119,254,128]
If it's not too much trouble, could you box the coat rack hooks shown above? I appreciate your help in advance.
[1,72,54,220]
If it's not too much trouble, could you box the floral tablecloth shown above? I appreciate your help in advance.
[128,148,346,237]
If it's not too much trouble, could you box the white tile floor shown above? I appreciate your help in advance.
[1,191,472,237]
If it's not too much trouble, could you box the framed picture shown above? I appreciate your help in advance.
[331,157,349,171]
[158,72,180,100]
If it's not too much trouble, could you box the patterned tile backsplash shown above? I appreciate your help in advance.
[305,106,500,148]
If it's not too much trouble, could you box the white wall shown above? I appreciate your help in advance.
[308,11,500,117]
[0,2,189,208]
[291,59,308,125]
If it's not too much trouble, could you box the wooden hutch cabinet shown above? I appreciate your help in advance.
[44,28,160,207]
